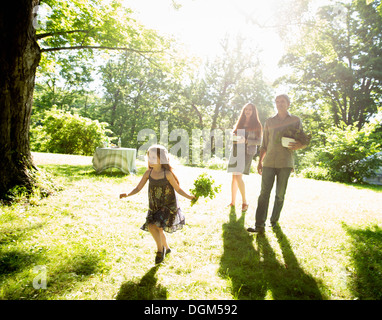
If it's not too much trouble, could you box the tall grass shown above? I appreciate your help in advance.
[1,153,381,300]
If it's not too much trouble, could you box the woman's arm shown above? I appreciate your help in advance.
[120,170,150,198]
[166,171,195,201]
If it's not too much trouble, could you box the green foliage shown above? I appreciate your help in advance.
[38,0,155,51]
[31,109,111,155]
[204,156,229,171]
[275,1,382,184]
[277,0,382,128]
[32,1,274,159]
[300,166,331,181]
[33,0,170,136]
[305,121,382,183]
[97,50,193,149]
[189,173,222,206]
[199,36,273,130]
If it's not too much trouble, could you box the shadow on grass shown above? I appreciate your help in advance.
[219,208,325,300]
[0,223,45,276]
[344,224,382,299]
[0,244,107,299]
[0,249,40,276]
[115,265,168,300]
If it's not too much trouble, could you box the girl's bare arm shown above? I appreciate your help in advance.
[166,171,195,201]
[120,170,150,198]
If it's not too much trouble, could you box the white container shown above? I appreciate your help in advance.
[281,137,296,148]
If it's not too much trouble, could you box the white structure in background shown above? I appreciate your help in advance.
[363,152,382,185]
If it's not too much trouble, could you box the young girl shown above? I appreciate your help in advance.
[120,144,195,264]
[227,103,262,211]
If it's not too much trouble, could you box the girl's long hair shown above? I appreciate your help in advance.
[147,144,179,184]
[233,103,262,138]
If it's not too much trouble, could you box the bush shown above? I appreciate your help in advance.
[300,166,330,181]
[205,156,228,170]
[315,121,382,183]
[31,109,112,156]
[1,168,63,205]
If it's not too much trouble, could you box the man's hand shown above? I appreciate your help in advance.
[288,140,304,150]
[257,162,263,175]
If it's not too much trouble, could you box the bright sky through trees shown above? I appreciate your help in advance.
[127,0,287,82]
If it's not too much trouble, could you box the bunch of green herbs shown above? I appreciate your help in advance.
[189,173,221,206]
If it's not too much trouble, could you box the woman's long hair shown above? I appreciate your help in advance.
[233,103,262,138]
[147,144,179,184]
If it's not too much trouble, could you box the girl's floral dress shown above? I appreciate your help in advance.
[141,169,185,233]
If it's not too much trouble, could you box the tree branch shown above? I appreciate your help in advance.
[36,30,89,40]
[40,45,163,69]
[40,45,160,54]
[190,103,203,127]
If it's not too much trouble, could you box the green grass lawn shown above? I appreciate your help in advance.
[1,152,382,300]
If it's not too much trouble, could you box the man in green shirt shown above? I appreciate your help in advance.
[247,94,307,233]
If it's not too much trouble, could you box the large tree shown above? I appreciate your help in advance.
[98,51,184,148]
[0,0,41,198]
[276,0,382,128]
[0,0,165,199]
[200,36,273,131]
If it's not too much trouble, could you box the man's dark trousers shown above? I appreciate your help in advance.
[255,167,292,228]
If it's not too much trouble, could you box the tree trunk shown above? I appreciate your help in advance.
[0,0,41,198]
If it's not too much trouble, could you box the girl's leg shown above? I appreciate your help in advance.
[159,229,169,251]
[148,223,163,252]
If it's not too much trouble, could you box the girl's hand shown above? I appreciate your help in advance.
[190,195,198,206]
[119,193,127,199]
